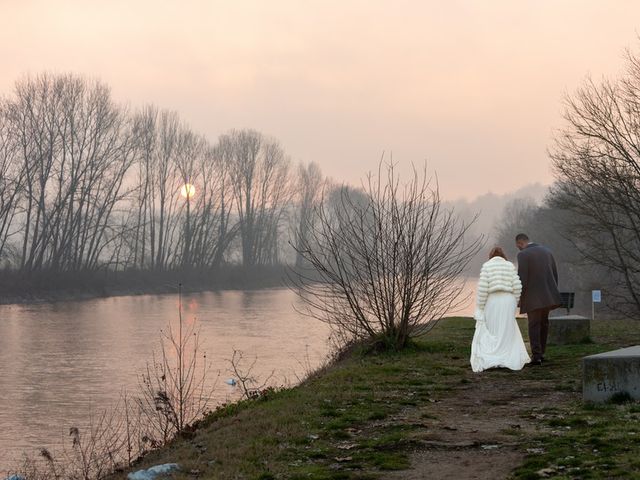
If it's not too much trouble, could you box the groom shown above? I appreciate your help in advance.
[515,233,561,366]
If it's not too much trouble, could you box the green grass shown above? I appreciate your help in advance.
[112,317,640,480]
[111,318,473,479]
[513,400,640,479]
[512,319,640,480]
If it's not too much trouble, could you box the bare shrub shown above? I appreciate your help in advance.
[7,451,62,480]
[63,409,128,479]
[289,162,482,350]
[227,350,276,400]
[7,398,139,480]
[136,284,216,445]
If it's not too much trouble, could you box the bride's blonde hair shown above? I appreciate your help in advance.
[489,246,507,260]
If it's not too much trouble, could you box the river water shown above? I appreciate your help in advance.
[0,282,477,469]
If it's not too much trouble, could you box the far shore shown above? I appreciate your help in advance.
[0,265,289,306]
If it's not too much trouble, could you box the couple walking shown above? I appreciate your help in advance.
[470,233,561,372]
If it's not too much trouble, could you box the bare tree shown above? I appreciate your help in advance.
[289,162,482,350]
[0,101,24,264]
[292,161,325,267]
[549,46,640,318]
[188,142,237,268]
[3,74,136,273]
[146,108,184,270]
[128,104,158,270]
[226,129,291,266]
[493,197,539,259]
[173,129,206,269]
[8,74,63,271]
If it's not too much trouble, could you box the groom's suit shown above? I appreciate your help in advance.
[517,243,561,362]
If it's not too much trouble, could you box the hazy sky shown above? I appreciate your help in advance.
[2,1,639,199]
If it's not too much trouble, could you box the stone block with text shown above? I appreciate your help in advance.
[583,346,640,402]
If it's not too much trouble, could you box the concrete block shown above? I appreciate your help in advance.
[583,346,640,402]
[548,315,591,345]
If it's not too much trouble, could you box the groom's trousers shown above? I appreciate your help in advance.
[527,308,550,361]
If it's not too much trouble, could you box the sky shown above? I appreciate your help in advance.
[1,0,639,199]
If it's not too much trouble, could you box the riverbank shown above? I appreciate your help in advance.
[107,316,640,479]
[0,266,288,305]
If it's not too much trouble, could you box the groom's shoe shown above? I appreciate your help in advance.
[526,358,543,367]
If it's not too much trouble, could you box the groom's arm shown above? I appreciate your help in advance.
[550,253,559,285]
[517,251,528,295]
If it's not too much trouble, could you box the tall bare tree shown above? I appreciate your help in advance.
[174,129,206,269]
[4,74,135,273]
[129,107,185,270]
[226,129,291,266]
[292,162,324,267]
[187,142,236,268]
[0,102,24,264]
[549,47,640,318]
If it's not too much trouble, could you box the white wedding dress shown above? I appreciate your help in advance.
[470,256,530,372]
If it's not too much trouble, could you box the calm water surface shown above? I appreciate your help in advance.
[0,282,477,469]
[0,288,332,468]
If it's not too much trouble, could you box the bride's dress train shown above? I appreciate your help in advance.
[470,291,530,372]
[470,255,530,373]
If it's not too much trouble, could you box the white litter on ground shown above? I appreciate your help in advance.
[127,463,180,480]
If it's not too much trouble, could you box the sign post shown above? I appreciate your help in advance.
[592,290,602,320]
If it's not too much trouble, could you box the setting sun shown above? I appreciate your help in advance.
[180,183,196,199]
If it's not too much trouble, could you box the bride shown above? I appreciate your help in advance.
[470,247,530,372]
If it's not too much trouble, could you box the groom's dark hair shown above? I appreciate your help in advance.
[515,233,529,242]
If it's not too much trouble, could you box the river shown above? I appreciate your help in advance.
[0,282,478,469]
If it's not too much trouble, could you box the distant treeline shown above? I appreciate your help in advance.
[0,264,289,303]
[0,73,326,278]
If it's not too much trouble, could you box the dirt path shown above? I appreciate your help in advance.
[388,365,577,479]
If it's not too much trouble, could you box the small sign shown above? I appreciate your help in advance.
[592,290,602,303]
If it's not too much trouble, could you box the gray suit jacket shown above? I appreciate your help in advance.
[517,243,561,314]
